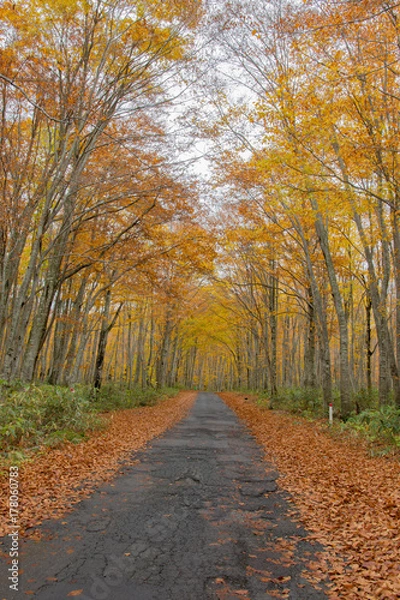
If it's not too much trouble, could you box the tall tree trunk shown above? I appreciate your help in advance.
[61,279,87,385]
[304,288,317,389]
[365,294,373,393]
[332,141,396,405]
[126,311,134,389]
[146,314,155,387]
[283,205,333,410]
[391,205,400,407]
[312,204,352,418]
[93,291,123,390]
[48,295,71,385]
[168,333,180,387]
[269,264,278,397]
[134,311,146,388]
[156,310,173,388]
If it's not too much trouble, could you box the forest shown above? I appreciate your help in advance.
[1,4,400,599]
[1,0,400,428]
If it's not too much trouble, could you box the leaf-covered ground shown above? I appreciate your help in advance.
[0,391,196,539]
[220,392,400,600]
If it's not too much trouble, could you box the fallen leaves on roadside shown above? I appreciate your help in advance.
[220,392,400,600]
[0,391,196,537]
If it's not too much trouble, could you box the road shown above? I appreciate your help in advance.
[0,392,328,599]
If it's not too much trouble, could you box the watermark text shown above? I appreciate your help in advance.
[8,466,19,591]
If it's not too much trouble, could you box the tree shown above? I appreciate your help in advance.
[0,0,203,382]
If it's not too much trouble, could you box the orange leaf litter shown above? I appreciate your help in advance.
[0,391,196,539]
[220,392,400,600]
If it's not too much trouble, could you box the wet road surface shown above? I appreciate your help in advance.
[0,392,329,599]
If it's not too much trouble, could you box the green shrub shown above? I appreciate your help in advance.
[0,381,180,464]
[343,405,400,450]
[0,384,103,453]
[257,387,381,421]
[91,384,180,412]
[269,387,324,418]
[351,387,379,413]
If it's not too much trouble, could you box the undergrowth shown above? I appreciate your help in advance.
[254,386,381,419]
[92,383,180,412]
[341,405,400,456]
[248,385,399,457]
[267,387,325,418]
[0,382,103,461]
[0,380,180,465]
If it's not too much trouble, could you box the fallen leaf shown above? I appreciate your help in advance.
[0,392,196,538]
[221,392,400,600]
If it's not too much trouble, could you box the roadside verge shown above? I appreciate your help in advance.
[220,392,400,600]
[0,391,196,538]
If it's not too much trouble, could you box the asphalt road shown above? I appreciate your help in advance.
[1,392,329,599]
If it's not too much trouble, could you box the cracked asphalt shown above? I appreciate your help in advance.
[0,392,329,599]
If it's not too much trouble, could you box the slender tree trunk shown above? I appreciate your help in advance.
[281,312,290,387]
[304,288,317,389]
[93,291,123,390]
[48,295,72,385]
[156,310,173,388]
[134,311,146,387]
[312,204,352,418]
[61,279,87,385]
[168,333,180,387]
[269,265,278,397]
[365,294,373,393]
[146,314,155,387]
[391,205,400,407]
[126,312,133,389]
[332,141,396,405]
[295,222,332,410]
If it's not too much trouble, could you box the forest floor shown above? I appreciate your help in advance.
[220,392,400,600]
[0,390,197,538]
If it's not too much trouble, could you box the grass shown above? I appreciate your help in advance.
[267,386,325,418]
[247,385,400,457]
[91,382,180,412]
[254,386,381,418]
[341,405,400,457]
[0,380,180,466]
[246,386,326,418]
